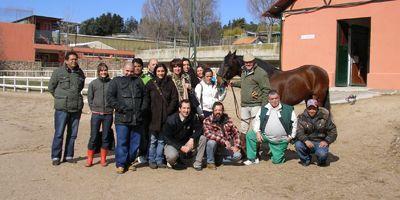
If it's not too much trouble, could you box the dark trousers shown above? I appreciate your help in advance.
[51,110,81,160]
[87,113,113,150]
[115,125,142,168]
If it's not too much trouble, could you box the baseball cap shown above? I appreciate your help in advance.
[306,99,318,108]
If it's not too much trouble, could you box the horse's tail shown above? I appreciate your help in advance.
[323,89,331,111]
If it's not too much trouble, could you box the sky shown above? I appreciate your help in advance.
[0,0,256,25]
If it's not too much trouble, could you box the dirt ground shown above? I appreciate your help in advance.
[0,90,399,200]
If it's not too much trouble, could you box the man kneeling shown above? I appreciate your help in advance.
[244,90,297,165]
[163,99,206,171]
[203,102,242,170]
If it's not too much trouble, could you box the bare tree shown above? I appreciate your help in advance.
[247,0,280,43]
[139,0,220,47]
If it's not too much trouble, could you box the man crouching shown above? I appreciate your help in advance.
[163,99,206,171]
[203,102,242,170]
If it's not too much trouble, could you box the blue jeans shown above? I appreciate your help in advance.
[88,113,113,150]
[206,140,241,164]
[51,110,81,160]
[148,132,165,164]
[295,140,329,165]
[115,125,142,168]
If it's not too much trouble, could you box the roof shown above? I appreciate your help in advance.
[263,0,297,18]
[232,37,258,45]
[13,15,62,23]
[69,41,115,50]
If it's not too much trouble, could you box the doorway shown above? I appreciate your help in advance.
[336,18,370,87]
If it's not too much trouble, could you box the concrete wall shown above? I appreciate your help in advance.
[281,0,400,89]
[135,43,280,63]
[0,61,42,70]
[0,23,35,62]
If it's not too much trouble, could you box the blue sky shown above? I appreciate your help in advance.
[0,0,256,25]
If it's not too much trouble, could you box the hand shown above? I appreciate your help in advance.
[256,131,264,142]
[305,140,314,149]
[185,83,192,90]
[286,136,292,142]
[319,141,329,148]
[231,146,240,153]
[225,141,231,149]
[251,91,259,99]
[186,139,194,150]
[180,145,190,153]
[228,81,234,87]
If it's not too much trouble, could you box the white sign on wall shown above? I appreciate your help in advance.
[300,34,315,40]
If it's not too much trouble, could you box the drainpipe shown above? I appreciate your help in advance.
[278,13,284,70]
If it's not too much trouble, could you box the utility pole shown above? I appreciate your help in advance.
[188,0,197,66]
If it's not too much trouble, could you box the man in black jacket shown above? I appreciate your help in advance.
[48,51,85,166]
[107,62,149,174]
[163,99,206,171]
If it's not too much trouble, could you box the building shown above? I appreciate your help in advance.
[264,0,400,89]
[0,15,134,67]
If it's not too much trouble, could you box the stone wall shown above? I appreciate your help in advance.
[0,61,42,70]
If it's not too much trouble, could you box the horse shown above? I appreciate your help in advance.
[217,51,331,110]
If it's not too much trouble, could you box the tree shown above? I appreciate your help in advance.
[123,17,138,33]
[247,0,280,43]
[79,13,124,36]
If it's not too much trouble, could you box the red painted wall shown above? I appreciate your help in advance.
[281,0,400,89]
[0,22,35,62]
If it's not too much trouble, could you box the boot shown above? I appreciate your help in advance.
[85,150,95,167]
[100,148,108,167]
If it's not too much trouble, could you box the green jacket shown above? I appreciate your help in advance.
[232,64,271,107]
[48,65,86,112]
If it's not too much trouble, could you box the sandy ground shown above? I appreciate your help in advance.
[0,89,399,200]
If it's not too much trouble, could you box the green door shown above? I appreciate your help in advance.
[336,22,349,86]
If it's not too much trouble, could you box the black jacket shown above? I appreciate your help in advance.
[146,76,179,132]
[106,76,149,126]
[87,77,113,113]
[162,112,203,150]
[296,107,337,144]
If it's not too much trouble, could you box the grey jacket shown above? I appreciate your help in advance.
[87,77,113,113]
[48,65,86,112]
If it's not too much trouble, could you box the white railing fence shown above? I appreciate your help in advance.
[0,76,96,93]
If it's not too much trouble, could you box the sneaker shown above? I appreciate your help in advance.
[138,156,148,164]
[116,167,125,174]
[52,159,60,166]
[63,157,76,163]
[157,163,167,168]
[193,165,202,171]
[128,164,137,171]
[149,162,158,169]
[299,160,311,167]
[243,158,260,166]
[207,163,217,170]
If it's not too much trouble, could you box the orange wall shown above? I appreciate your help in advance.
[0,22,35,62]
[281,0,400,89]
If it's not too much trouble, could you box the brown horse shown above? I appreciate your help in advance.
[217,51,331,109]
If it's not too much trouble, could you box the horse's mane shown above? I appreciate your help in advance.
[254,58,280,77]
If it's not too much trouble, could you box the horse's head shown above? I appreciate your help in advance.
[217,50,243,87]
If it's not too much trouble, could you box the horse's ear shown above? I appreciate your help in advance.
[233,50,237,56]
[228,51,231,55]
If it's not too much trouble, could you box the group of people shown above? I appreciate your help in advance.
[48,51,337,174]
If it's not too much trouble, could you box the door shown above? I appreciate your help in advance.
[335,22,349,86]
[350,25,370,86]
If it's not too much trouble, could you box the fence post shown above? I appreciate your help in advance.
[40,78,43,93]
[26,78,29,92]
[2,77,5,92]
[13,77,16,92]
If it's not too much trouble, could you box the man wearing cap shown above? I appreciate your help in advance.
[295,99,337,166]
[244,90,297,165]
[231,53,271,135]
